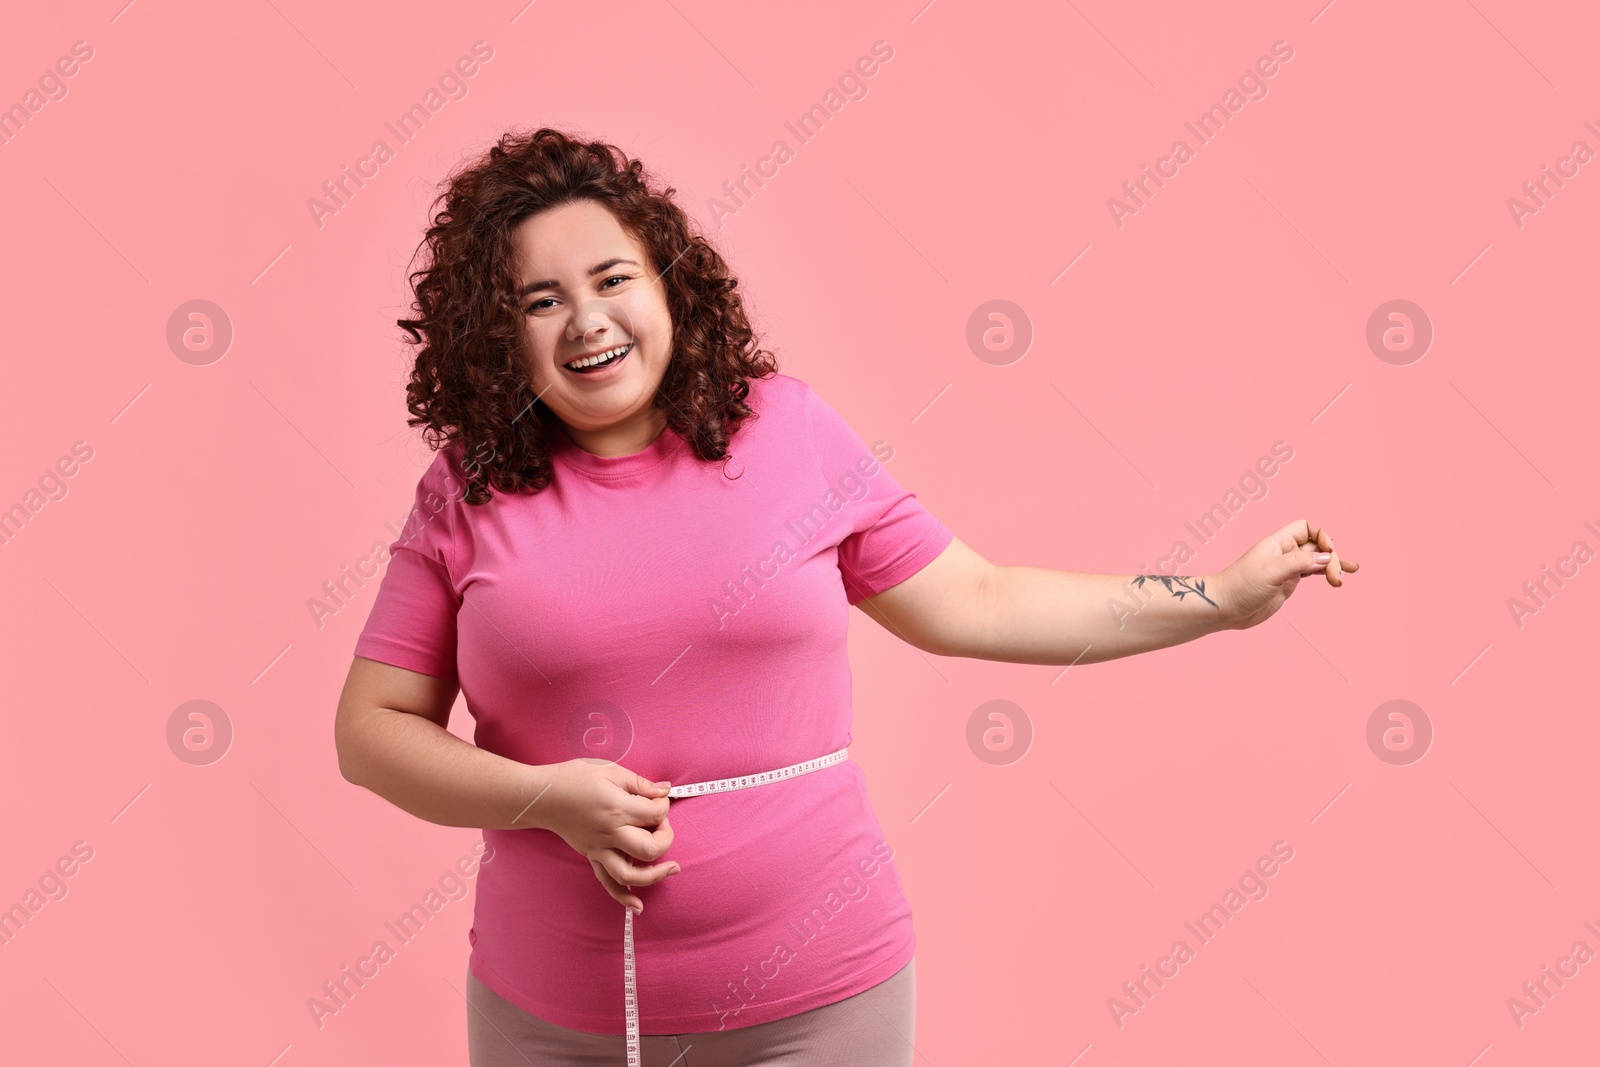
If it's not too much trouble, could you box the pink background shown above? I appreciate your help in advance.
[2,1,1596,1063]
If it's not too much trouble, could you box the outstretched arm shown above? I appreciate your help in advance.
[856,519,1358,665]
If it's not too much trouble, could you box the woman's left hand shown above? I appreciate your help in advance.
[1214,519,1359,631]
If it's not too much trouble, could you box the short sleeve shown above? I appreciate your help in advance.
[352,447,464,680]
[802,383,955,606]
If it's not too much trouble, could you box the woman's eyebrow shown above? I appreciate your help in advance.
[516,258,641,297]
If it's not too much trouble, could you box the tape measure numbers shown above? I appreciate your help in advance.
[621,747,851,1066]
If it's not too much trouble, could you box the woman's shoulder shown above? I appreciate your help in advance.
[402,440,476,516]
[747,370,814,417]
[424,439,470,487]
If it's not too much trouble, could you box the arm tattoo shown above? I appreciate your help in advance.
[1131,574,1218,608]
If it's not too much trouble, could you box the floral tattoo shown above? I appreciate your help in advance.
[1131,574,1218,608]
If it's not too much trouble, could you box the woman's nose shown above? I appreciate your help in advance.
[567,308,611,342]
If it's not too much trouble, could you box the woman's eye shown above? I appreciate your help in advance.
[524,276,632,314]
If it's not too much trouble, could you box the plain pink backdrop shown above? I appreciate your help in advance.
[2,1,1595,1064]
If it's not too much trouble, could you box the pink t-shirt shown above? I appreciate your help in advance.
[352,372,953,1034]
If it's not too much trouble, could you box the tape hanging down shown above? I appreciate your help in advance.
[621,747,851,1067]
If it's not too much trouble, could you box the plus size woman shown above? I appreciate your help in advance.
[334,127,1358,1067]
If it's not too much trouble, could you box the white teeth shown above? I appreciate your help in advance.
[566,343,631,370]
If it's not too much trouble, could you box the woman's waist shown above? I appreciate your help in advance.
[476,774,897,940]
[487,766,868,870]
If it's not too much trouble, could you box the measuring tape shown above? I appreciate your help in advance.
[622,746,850,1067]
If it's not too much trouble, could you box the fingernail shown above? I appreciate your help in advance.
[657,781,672,791]
[670,865,682,875]
[1314,553,1331,564]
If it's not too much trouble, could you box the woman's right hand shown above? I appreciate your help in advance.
[537,759,682,913]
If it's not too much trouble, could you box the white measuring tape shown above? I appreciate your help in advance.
[622,746,850,1067]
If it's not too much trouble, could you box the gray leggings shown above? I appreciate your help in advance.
[466,958,916,1066]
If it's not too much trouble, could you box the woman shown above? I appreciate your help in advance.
[334,127,1358,1067]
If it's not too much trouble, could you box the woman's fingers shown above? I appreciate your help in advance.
[618,791,672,829]
[590,857,643,912]
[610,815,675,865]
[609,850,680,888]
[1299,522,1359,587]
[594,849,682,912]
[1312,526,1341,586]
[1294,553,1328,577]
[1321,527,1343,586]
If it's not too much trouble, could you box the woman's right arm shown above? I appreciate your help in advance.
[333,655,684,909]
[334,655,557,830]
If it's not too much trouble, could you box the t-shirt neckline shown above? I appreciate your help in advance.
[551,417,684,481]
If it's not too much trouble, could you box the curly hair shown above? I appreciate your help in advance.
[396,126,779,504]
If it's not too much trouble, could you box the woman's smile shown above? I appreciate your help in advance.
[562,340,634,380]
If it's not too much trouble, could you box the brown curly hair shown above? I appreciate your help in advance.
[396,126,779,504]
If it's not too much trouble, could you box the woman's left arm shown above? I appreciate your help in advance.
[857,518,1359,665]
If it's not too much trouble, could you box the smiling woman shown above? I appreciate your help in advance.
[508,202,677,457]
[391,127,775,505]
[337,123,1358,1067]
[342,126,929,1067]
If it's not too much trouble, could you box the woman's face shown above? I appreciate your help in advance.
[510,199,674,455]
